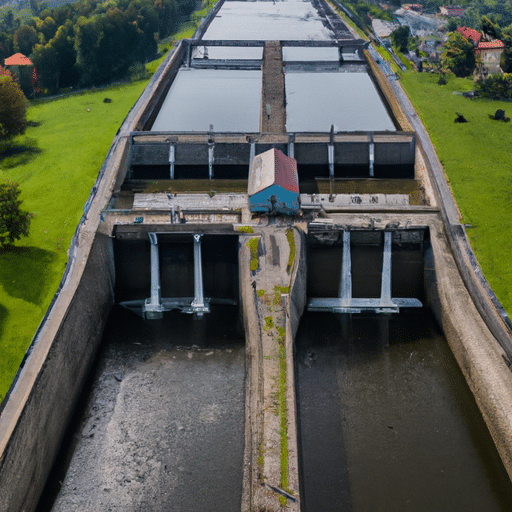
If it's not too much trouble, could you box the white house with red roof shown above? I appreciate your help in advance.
[475,39,505,76]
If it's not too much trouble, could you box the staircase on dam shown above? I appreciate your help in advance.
[3,1,512,512]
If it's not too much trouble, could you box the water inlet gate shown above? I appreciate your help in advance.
[307,231,423,314]
[119,233,235,319]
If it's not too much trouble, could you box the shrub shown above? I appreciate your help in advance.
[0,75,28,141]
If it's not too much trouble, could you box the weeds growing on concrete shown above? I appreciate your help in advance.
[237,225,254,234]
[285,228,295,275]
[247,237,259,272]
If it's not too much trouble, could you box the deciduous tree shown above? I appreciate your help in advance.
[441,31,476,77]
[391,25,410,53]
[0,182,31,248]
[13,25,38,56]
[0,75,28,140]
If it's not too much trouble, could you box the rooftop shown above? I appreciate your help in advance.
[4,53,33,66]
[457,26,481,44]
[476,39,505,50]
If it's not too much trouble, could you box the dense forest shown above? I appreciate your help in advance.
[3,0,512,94]
[0,0,196,92]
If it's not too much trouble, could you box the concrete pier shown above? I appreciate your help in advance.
[260,41,286,134]
[240,227,306,512]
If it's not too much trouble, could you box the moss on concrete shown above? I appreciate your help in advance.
[247,237,259,272]
[286,229,295,274]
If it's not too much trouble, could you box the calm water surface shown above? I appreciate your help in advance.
[286,72,396,131]
[152,69,262,132]
[296,311,512,512]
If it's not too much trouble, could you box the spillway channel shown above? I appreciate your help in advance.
[297,310,512,511]
[38,305,245,512]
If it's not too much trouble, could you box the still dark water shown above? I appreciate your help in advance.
[296,310,512,512]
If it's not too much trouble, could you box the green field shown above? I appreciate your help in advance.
[399,71,512,316]
[0,81,148,401]
[0,0,220,402]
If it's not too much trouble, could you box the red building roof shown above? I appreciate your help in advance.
[476,40,505,50]
[457,26,481,44]
[4,53,33,66]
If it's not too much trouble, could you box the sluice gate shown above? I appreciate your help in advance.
[307,229,422,314]
[128,131,416,182]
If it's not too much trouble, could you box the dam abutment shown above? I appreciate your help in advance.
[0,232,115,512]
[424,219,512,481]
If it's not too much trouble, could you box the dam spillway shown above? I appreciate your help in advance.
[3,1,512,511]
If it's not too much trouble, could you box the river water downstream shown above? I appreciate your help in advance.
[296,310,512,511]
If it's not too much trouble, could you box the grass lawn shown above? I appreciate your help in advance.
[399,71,512,316]
[0,1,218,403]
[0,81,148,401]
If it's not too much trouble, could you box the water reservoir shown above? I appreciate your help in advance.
[151,69,262,132]
[285,71,396,132]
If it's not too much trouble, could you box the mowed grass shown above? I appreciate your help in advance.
[0,1,216,403]
[400,71,512,315]
[0,81,147,401]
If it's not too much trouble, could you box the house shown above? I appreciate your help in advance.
[440,5,465,17]
[248,148,300,216]
[4,53,37,95]
[475,39,505,76]
[457,26,481,45]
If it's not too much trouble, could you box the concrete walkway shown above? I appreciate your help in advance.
[241,227,304,512]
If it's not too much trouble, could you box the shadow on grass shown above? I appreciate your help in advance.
[0,138,42,169]
[0,303,7,340]
[0,246,58,305]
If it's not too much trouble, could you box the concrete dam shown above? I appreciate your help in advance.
[3,1,512,511]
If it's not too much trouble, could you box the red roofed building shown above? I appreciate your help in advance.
[475,39,505,76]
[457,26,481,45]
[4,53,33,66]
[4,53,37,97]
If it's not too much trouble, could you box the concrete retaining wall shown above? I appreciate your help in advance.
[425,218,512,481]
[0,233,114,512]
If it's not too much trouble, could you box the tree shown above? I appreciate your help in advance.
[0,182,31,248]
[32,20,78,92]
[0,75,28,141]
[481,15,502,41]
[391,26,410,53]
[3,10,15,31]
[13,25,39,56]
[36,16,58,43]
[441,31,476,77]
